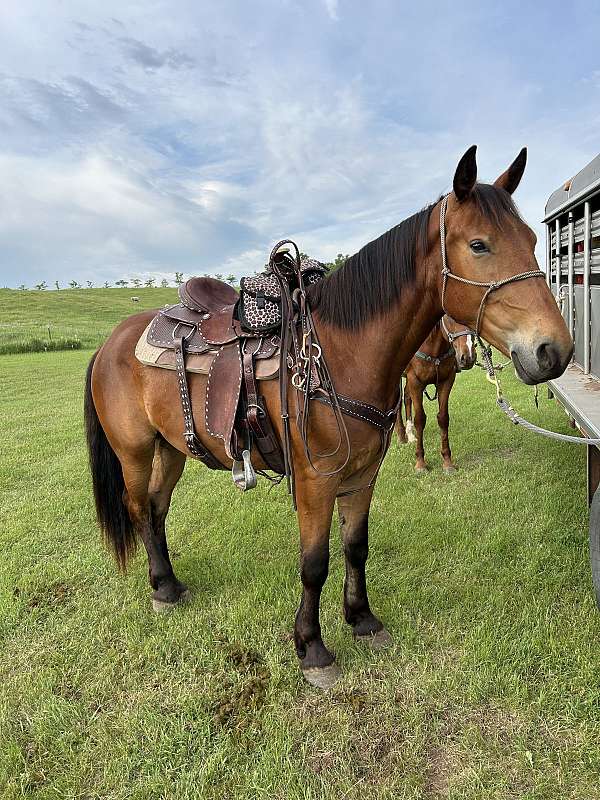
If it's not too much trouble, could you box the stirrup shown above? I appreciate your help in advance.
[231,449,257,491]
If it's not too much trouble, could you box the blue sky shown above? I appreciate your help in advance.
[1,0,599,288]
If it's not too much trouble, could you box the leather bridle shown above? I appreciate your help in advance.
[439,194,545,347]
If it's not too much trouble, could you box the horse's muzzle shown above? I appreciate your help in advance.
[511,340,573,385]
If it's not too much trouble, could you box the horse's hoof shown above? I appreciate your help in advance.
[302,663,342,690]
[415,464,428,474]
[397,436,408,445]
[443,464,457,474]
[355,628,393,650]
[152,588,191,613]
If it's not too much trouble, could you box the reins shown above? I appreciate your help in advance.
[271,240,352,501]
[439,194,600,447]
[271,241,399,505]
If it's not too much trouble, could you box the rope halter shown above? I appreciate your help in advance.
[438,193,546,398]
[440,314,475,345]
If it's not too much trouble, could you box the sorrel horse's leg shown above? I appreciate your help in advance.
[404,383,416,444]
[437,373,456,474]
[395,378,408,444]
[338,487,391,648]
[293,478,340,689]
[121,442,189,612]
[409,377,427,473]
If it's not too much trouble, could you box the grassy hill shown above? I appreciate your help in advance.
[0,287,180,353]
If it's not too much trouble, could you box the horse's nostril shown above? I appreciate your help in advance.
[536,341,559,373]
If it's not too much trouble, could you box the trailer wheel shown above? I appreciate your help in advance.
[589,487,600,609]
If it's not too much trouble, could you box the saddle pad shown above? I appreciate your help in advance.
[135,323,280,379]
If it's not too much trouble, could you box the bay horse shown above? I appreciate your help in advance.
[84,146,572,688]
[396,315,476,473]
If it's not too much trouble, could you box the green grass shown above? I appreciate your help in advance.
[0,288,178,352]
[1,346,599,799]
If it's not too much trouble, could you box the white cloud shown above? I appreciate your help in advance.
[323,0,339,21]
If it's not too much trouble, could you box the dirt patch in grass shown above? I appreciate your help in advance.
[18,582,74,612]
[294,683,411,789]
[423,703,527,797]
[460,446,518,468]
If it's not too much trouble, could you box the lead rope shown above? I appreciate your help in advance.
[439,194,600,447]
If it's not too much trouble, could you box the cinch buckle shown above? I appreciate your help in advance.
[173,322,196,342]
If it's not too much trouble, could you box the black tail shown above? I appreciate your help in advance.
[84,351,137,570]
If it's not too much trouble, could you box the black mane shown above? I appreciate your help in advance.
[308,183,522,330]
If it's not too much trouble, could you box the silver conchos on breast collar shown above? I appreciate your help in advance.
[438,194,545,343]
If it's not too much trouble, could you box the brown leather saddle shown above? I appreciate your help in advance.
[145,276,286,488]
[141,248,399,499]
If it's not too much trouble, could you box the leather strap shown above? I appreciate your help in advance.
[313,391,400,431]
[414,345,455,366]
[174,335,224,469]
[243,339,263,435]
[242,339,286,473]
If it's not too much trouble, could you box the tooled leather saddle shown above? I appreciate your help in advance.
[138,242,400,499]
[140,250,327,490]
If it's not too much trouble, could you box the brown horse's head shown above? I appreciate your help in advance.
[440,146,572,384]
[442,315,477,371]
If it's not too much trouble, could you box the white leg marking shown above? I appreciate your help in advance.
[406,419,416,443]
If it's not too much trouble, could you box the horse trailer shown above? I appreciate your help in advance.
[545,153,600,603]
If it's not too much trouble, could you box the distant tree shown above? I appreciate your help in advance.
[115,279,128,288]
[54,281,60,290]
[226,274,236,286]
[35,281,47,291]
[132,278,142,288]
[174,271,184,286]
[18,284,26,291]
[160,278,169,288]
[328,253,348,271]
[86,280,93,288]
[145,278,155,288]
[69,280,81,289]
[215,273,223,281]
[104,281,110,288]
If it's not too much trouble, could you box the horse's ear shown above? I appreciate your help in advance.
[453,145,478,202]
[494,147,527,194]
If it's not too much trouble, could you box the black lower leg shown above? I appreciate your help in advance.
[294,543,334,669]
[146,506,187,603]
[341,512,383,636]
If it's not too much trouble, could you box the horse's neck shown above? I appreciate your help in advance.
[316,261,442,408]
[421,324,447,356]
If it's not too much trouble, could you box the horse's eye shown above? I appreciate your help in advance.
[470,240,488,254]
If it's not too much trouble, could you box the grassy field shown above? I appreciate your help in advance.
[1,307,600,797]
[0,288,178,352]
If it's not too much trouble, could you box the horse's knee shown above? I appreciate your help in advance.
[300,543,329,590]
